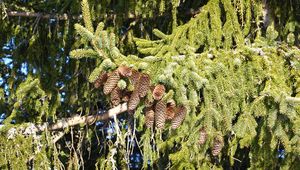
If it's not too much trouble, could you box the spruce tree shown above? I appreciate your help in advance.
[0,0,300,169]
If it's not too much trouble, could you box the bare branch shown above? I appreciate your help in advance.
[38,103,128,131]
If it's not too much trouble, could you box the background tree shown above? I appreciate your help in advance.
[0,0,300,169]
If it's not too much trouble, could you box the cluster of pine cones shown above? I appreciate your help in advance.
[93,66,187,129]
[198,127,224,156]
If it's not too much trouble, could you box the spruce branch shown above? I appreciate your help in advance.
[81,0,94,33]
[70,49,98,59]
[74,23,94,41]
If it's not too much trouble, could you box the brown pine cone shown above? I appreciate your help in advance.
[94,72,108,88]
[145,108,155,128]
[103,71,120,95]
[117,66,132,77]
[122,95,130,102]
[129,69,140,86]
[171,105,187,129]
[128,90,140,111]
[165,99,176,120]
[110,87,122,106]
[152,84,165,100]
[198,127,207,145]
[137,73,150,98]
[121,91,131,102]
[165,106,176,120]
[155,100,166,129]
[212,136,224,156]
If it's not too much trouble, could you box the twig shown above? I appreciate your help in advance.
[232,157,242,162]
[51,131,65,143]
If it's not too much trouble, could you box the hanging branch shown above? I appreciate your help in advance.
[5,95,300,142]
[35,96,299,132]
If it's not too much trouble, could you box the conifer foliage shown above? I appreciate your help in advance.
[0,0,300,169]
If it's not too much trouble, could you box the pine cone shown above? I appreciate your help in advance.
[198,127,207,145]
[145,108,154,128]
[171,106,187,129]
[165,106,176,120]
[122,91,131,102]
[212,136,224,156]
[152,84,165,100]
[110,87,122,106]
[155,100,166,129]
[103,71,120,95]
[117,66,132,77]
[137,73,150,98]
[122,95,130,102]
[165,99,176,120]
[128,90,140,111]
[94,72,108,88]
[129,69,140,86]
